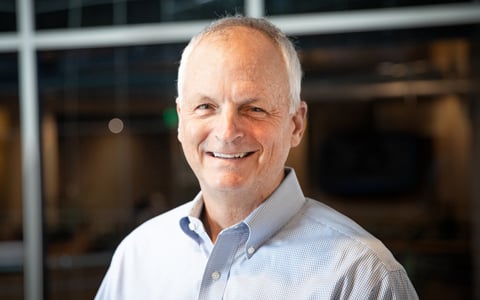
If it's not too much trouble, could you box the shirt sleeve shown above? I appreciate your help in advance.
[94,257,120,300]
[94,241,129,300]
[367,269,419,300]
[94,269,113,300]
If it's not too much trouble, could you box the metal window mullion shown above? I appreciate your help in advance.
[0,33,19,52]
[17,0,44,299]
[245,0,264,18]
[33,3,480,50]
[268,2,480,35]
[2,3,480,53]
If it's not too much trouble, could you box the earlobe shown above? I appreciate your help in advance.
[290,101,307,147]
[175,97,181,113]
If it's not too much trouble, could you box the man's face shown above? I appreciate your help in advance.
[177,27,306,198]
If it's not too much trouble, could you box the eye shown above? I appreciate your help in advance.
[196,103,213,110]
[241,105,269,119]
[194,103,216,116]
[245,106,268,117]
[250,107,265,113]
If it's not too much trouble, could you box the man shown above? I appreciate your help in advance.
[96,16,418,299]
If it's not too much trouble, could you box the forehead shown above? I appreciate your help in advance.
[187,26,286,79]
[178,26,291,107]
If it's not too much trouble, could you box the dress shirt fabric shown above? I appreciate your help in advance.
[95,168,418,300]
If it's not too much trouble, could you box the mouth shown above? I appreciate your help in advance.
[207,151,255,159]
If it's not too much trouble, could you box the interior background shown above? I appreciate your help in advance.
[1,0,479,299]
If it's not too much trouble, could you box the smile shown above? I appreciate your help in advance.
[209,152,253,159]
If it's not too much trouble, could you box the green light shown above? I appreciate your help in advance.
[162,107,178,129]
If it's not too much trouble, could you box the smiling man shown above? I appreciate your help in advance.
[96,16,418,300]
[175,21,306,243]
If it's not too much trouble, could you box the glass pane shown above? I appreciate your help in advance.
[0,0,16,32]
[265,0,470,15]
[38,44,198,299]
[296,24,479,299]
[0,52,23,300]
[35,0,244,30]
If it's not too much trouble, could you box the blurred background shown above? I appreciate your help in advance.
[1,0,480,299]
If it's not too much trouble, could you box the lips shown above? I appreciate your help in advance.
[208,151,254,159]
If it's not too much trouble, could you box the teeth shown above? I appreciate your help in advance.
[212,152,248,159]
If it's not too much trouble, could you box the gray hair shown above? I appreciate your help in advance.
[176,16,302,114]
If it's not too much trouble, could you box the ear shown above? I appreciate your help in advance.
[290,101,307,148]
[176,98,183,143]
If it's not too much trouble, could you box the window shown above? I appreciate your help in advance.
[35,0,244,29]
[38,45,198,299]
[265,0,471,15]
[2,1,480,299]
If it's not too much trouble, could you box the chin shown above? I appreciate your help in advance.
[209,174,250,191]
[213,181,247,191]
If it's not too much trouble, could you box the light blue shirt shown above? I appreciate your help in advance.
[96,168,418,299]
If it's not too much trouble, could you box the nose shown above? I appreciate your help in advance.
[214,106,244,144]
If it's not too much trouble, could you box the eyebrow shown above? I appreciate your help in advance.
[190,93,264,105]
[186,94,215,105]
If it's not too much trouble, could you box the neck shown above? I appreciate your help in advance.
[199,169,286,243]
[200,190,265,243]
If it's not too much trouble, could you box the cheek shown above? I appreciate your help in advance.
[271,124,295,155]
[180,119,209,147]
[178,126,192,147]
[256,127,289,155]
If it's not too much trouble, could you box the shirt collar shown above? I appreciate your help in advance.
[179,192,205,245]
[179,167,306,258]
[242,168,305,258]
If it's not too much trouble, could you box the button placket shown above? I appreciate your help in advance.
[198,226,248,300]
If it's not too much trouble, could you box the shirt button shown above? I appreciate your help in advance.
[211,271,221,280]
[247,247,255,255]
[188,222,196,231]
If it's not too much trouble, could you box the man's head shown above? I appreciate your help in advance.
[177,16,302,114]
[176,16,307,200]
